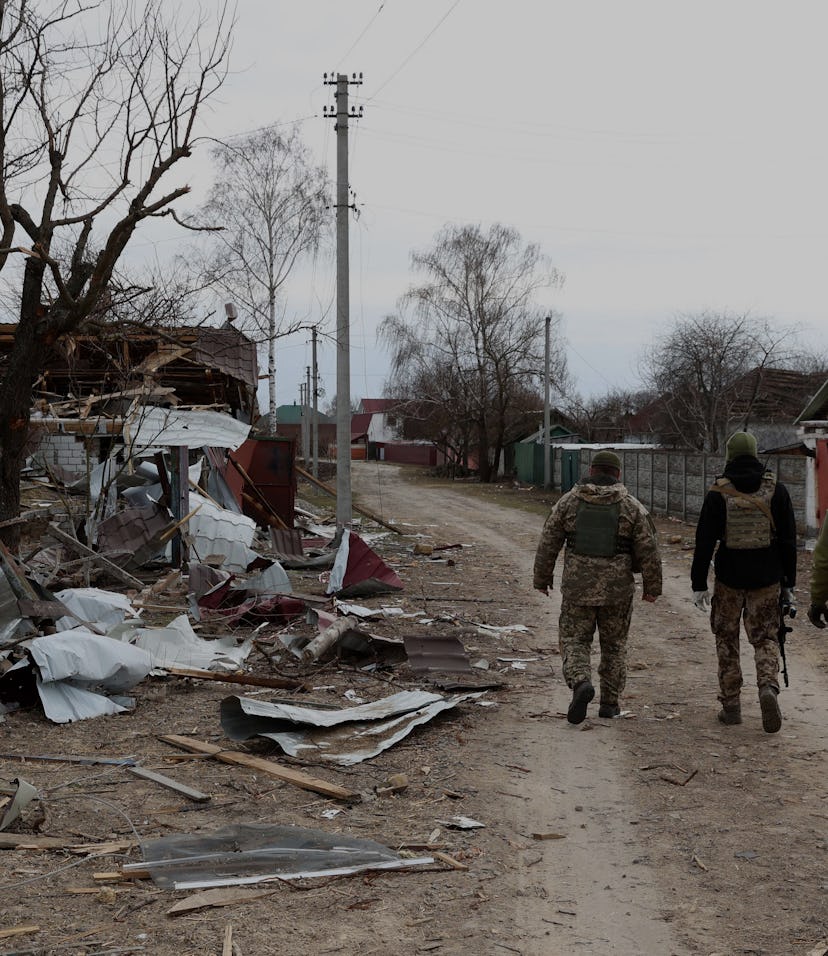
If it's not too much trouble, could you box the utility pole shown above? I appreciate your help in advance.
[312,327,319,478]
[323,71,363,528]
[299,383,306,463]
[304,365,312,465]
[544,315,551,489]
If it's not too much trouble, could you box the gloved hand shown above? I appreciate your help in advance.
[808,603,828,628]
[692,590,710,611]
[781,587,795,606]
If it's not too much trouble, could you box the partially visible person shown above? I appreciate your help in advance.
[691,431,797,733]
[533,450,662,724]
[808,513,828,628]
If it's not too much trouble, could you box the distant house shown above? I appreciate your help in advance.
[638,367,826,449]
[356,398,402,444]
[273,403,336,458]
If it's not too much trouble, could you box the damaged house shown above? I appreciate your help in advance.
[0,323,260,480]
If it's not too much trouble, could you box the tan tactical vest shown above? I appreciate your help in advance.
[710,474,776,549]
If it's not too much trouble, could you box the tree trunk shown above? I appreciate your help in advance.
[266,293,277,436]
[0,258,47,545]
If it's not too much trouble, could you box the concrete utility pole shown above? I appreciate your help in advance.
[323,71,363,528]
[544,314,552,489]
[312,327,319,478]
[304,365,312,464]
[299,383,306,462]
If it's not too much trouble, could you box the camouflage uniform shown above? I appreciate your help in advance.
[533,477,662,708]
[692,451,797,726]
[810,514,828,611]
[712,581,780,708]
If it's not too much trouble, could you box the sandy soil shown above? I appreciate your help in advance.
[1,460,827,956]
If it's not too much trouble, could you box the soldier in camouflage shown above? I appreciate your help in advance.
[808,513,828,628]
[533,450,662,724]
[691,431,797,734]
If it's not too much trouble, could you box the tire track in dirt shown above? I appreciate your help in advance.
[351,462,828,956]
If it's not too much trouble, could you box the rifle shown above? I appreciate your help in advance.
[778,595,796,687]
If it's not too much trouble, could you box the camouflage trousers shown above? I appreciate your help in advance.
[558,596,634,705]
[710,580,780,708]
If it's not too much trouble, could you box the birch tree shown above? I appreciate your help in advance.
[381,223,566,482]
[194,127,331,434]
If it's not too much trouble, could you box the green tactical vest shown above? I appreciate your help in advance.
[571,500,622,557]
[711,474,776,550]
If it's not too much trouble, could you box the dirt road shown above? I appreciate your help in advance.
[348,461,828,956]
[3,461,827,956]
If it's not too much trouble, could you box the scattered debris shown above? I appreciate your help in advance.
[124,822,434,890]
[404,633,472,674]
[126,766,211,803]
[0,776,38,831]
[438,815,485,830]
[159,734,358,802]
[219,690,485,765]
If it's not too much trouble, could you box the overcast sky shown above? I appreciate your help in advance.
[159,0,828,410]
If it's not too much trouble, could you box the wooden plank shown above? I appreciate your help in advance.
[0,926,39,940]
[16,599,69,619]
[222,924,233,956]
[126,766,211,803]
[158,734,358,802]
[45,524,143,590]
[167,886,281,917]
[166,665,304,691]
[0,833,66,850]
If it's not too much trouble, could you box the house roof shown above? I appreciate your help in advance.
[725,367,826,423]
[359,398,396,414]
[275,404,334,426]
[794,377,828,424]
[351,412,372,439]
[0,322,259,419]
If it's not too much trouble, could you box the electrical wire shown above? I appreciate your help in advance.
[367,0,463,101]
[336,1,387,67]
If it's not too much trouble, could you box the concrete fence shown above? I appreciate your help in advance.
[545,446,810,534]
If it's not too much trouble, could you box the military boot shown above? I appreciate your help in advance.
[567,680,594,724]
[759,685,782,734]
[598,701,621,718]
[717,704,742,725]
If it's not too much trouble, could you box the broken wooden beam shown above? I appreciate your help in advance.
[165,666,304,691]
[158,734,358,802]
[45,524,143,590]
[126,766,211,803]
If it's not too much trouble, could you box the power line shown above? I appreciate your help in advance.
[368,0,463,100]
[336,1,387,66]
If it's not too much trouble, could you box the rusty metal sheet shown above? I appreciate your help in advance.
[270,528,303,557]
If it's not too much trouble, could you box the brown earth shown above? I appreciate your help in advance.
[1,460,827,956]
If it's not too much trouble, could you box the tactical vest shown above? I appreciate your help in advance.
[570,500,626,557]
[711,474,776,549]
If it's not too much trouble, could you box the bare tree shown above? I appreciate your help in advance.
[639,311,800,451]
[564,388,655,444]
[0,0,231,540]
[193,127,331,434]
[381,223,566,482]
